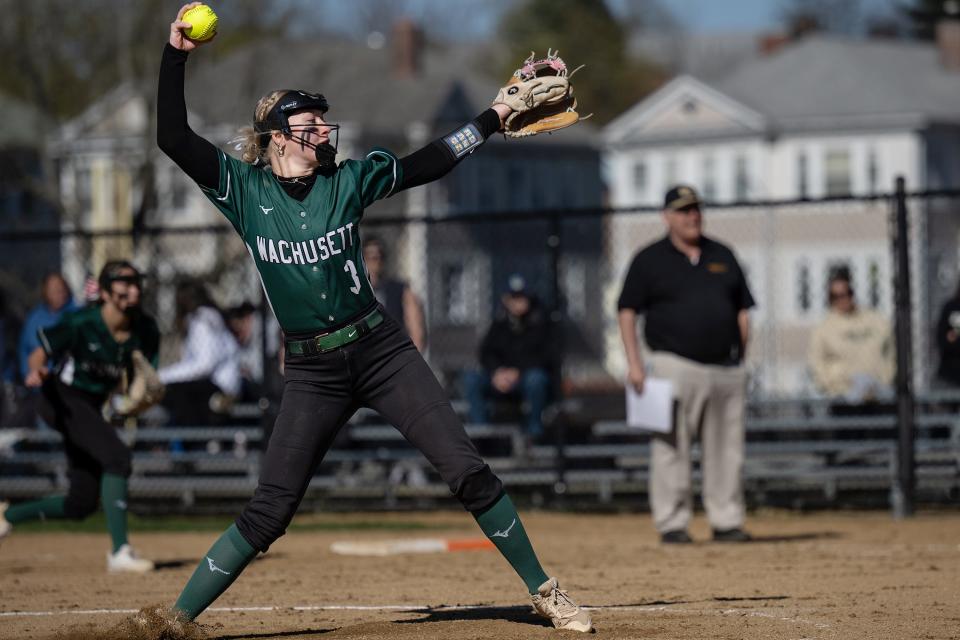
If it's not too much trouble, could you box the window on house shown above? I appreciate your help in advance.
[868,260,881,308]
[797,261,811,313]
[75,167,91,210]
[665,156,678,189]
[825,149,851,196]
[563,258,586,321]
[734,155,749,201]
[633,161,647,197]
[702,154,716,202]
[867,149,879,195]
[441,263,468,324]
[797,151,808,199]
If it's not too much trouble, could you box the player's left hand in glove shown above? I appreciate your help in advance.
[115,350,166,416]
[492,49,588,138]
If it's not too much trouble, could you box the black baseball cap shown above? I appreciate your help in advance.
[505,274,528,296]
[664,185,702,211]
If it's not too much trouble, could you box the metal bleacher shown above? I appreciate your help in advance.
[1,395,958,512]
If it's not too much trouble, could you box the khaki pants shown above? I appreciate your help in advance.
[647,351,746,533]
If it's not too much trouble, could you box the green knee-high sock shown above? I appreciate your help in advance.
[4,496,67,523]
[101,473,129,553]
[474,493,549,594]
[173,524,258,621]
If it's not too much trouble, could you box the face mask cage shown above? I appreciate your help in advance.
[255,91,340,165]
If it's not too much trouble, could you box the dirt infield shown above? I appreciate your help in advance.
[1,509,958,639]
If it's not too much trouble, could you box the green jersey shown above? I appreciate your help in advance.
[200,148,403,334]
[38,305,160,397]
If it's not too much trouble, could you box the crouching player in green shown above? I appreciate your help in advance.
[0,261,160,573]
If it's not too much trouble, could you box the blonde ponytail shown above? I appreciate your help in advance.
[237,90,288,166]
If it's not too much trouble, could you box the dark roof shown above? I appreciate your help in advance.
[714,35,960,129]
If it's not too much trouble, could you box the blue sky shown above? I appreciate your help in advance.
[295,0,901,39]
[670,0,782,32]
[653,0,897,33]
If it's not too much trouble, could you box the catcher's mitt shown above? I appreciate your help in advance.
[115,350,165,416]
[493,49,587,138]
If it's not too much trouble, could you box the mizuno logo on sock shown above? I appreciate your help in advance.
[114,500,127,510]
[206,557,231,575]
[491,518,517,538]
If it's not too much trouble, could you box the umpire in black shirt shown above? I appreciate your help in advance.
[618,185,755,544]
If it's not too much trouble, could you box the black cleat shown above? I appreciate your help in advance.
[660,529,693,544]
[712,527,752,543]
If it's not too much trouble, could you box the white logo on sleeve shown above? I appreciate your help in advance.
[206,557,231,575]
[259,205,274,215]
[88,343,100,352]
[491,518,517,538]
[347,330,357,338]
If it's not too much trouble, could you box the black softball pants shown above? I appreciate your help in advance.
[37,379,132,519]
[236,311,503,552]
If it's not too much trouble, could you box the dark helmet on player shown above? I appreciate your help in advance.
[97,260,143,313]
[98,260,142,294]
[254,89,339,168]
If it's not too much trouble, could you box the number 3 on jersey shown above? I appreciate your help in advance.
[344,260,362,294]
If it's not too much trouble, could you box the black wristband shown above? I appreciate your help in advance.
[438,109,501,162]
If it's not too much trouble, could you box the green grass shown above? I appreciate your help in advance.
[10,513,458,534]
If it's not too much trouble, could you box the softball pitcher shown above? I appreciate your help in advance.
[0,261,158,573]
[157,3,591,632]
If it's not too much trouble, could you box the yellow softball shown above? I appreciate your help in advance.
[182,4,218,42]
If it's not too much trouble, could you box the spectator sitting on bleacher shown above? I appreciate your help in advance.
[462,274,553,441]
[809,270,894,403]
[18,272,77,384]
[226,302,264,403]
[158,280,241,426]
[9,272,77,428]
[0,291,18,426]
[935,280,960,388]
[362,235,426,352]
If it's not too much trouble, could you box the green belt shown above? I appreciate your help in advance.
[286,309,384,357]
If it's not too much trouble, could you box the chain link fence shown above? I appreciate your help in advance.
[1,190,958,508]
[1,192,959,417]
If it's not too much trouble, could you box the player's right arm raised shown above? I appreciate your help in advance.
[157,4,220,190]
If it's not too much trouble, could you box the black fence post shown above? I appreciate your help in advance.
[546,214,568,498]
[891,176,915,518]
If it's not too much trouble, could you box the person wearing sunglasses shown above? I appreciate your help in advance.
[809,269,894,404]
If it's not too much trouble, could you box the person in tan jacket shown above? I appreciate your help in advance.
[809,272,895,401]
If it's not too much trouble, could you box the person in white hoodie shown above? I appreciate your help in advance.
[159,280,241,426]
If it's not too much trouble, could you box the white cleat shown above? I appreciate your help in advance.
[0,501,11,541]
[531,577,593,633]
[107,544,155,573]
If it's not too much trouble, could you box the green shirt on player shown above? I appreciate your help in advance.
[200,148,403,334]
[38,305,160,397]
